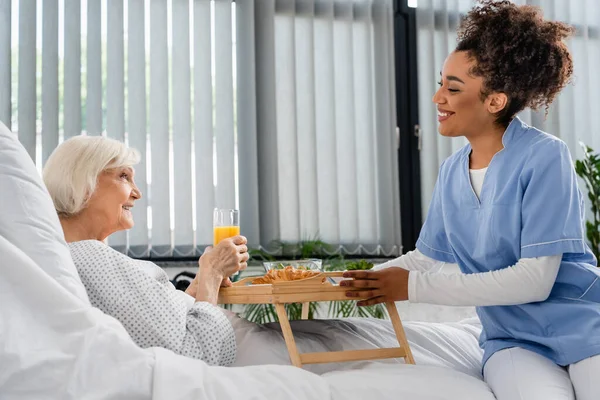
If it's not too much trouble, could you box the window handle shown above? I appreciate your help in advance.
[414,124,422,151]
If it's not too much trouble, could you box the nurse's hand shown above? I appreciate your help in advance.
[341,268,410,306]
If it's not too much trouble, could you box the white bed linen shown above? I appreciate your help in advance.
[229,312,485,379]
[324,363,494,399]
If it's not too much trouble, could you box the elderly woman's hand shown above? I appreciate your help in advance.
[192,236,249,304]
[201,236,249,278]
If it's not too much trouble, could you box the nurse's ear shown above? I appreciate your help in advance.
[486,92,508,115]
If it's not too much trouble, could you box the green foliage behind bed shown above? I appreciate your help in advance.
[575,144,600,262]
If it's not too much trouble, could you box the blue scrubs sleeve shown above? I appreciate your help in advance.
[520,141,587,258]
[416,164,456,263]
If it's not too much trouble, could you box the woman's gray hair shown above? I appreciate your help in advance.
[43,135,140,216]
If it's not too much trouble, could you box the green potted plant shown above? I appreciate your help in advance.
[575,143,600,261]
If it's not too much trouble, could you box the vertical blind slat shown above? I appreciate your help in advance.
[553,0,571,148]
[333,8,359,244]
[172,0,193,254]
[353,8,377,244]
[106,0,125,142]
[106,0,127,248]
[275,14,300,242]
[446,2,467,156]
[586,0,600,152]
[255,0,280,247]
[214,0,235,209]
[86,0,102,135]
[373,1,399,251]
[149,0,171,255]
[41,0,59,165]
[438,0,454,157]
[294,9,320,240]
[0,0,11,128]
[194,0,214,246]
[386,0,402,253]
[533,1,558,138]
[417,0,439,213]
[313,2,340,243]
[571,0,591,161]
[236,0,261,246]
[127,0,149,255]
[560,3,577,153]
[18,0,36,160]
[64,0,81,139]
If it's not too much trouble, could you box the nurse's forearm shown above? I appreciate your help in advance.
[408,255,561,306]
[374,249,447,273]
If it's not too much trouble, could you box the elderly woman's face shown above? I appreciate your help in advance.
[85,166,141,235]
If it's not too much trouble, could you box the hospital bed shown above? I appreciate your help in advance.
[0,122,494,399]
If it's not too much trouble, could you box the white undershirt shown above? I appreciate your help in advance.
[374,168,562,307]
[469,167,487,199]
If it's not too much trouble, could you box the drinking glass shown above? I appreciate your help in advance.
[213,208,240,246]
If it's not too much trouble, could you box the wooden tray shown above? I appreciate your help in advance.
[219,271,354,304]
[218,271,415,367]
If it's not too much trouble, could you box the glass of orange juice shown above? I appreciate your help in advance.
[213,208,240,246]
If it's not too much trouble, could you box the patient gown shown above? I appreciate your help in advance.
[69,240,236,366]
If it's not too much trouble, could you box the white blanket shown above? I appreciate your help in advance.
[229,312,485,379]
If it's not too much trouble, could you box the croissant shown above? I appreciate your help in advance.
[252,266,321,284]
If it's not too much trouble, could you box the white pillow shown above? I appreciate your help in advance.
[0,121,89,303]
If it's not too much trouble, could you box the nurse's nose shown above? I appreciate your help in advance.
[432,86,444,104]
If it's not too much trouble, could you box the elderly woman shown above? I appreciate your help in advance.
[43,135,249,366]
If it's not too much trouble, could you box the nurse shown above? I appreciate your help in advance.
[344,1,600,399]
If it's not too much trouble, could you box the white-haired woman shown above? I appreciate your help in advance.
[43,135,249,366]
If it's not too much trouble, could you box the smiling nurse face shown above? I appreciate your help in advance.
[432,51,507,139]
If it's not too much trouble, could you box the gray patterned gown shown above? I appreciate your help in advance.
[69,240,236,366]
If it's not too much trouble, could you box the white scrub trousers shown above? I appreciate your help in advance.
[484,347,600,399]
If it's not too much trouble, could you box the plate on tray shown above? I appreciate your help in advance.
[236,269,332,287]
[262,259,323,272]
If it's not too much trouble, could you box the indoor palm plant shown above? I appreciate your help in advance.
[575,143,600,261]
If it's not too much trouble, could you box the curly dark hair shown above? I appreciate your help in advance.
[456,0,574,126]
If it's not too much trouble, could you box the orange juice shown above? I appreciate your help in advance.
[213,225,241,245]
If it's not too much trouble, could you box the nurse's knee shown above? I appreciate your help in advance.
[484,347,575,400]
[569,354,600,400]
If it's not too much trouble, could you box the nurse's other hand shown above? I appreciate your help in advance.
[341,268,409,306]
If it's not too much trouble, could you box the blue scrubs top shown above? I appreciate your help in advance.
[417,117,600,367]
